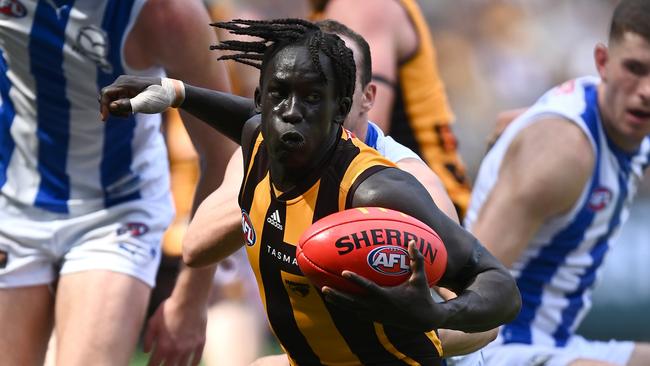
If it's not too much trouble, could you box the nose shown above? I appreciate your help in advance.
[281,95,302,124]
[639,76,650,105]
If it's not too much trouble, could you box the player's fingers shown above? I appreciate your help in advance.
[177,352,192,366]
[193,341,206,366]
[341,270,383,294]
[146,345,166,366]
[407,241,428,287]
[191,345,204,366]
[143,325,157,353]
[322,286,366,312]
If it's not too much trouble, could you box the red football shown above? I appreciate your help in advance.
[296,207,447,293]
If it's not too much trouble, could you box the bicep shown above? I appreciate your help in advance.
[473,118,594,268]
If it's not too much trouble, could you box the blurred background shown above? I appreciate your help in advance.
[138,0,649,364]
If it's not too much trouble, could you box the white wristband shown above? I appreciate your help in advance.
[130,78,185,114]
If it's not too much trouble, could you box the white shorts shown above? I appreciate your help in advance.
[0,193,174,288]
[481,335,635,366]
[445,351,485,366]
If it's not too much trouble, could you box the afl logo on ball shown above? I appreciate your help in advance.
[367,246,410,276]
[74,25,113,73]
[588,187,612,211]
[241,210,257,246]
[0,0,27,18]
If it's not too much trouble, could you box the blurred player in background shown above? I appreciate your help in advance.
[309,0,471,218]
[464,0,650,364]
[0,0,234,365]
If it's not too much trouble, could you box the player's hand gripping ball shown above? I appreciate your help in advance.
[296,207,447,293]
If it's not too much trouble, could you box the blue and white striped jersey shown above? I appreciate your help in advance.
[465,76,650,347]
[0,0,170,215]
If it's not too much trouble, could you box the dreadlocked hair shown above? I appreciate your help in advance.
[210,18,356,102]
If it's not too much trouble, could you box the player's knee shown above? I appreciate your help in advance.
[182,245,202,267]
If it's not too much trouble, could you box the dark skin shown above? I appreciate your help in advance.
[100,43,520,333]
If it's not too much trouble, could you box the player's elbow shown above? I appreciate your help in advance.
[501,273,522,324]
[182,238,209,268]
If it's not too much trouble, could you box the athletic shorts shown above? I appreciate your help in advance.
[0,193,174,288]
[479,334,635,366]
[445,351,485,366]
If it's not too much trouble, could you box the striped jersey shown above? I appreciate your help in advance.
[239,126,444,365]
[465,76,650,347]
[0,0,170,215]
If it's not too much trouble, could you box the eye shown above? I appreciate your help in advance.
[305,92,322,103]
[623,60,648,77]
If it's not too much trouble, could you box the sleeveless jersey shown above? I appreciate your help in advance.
[0,0,170,216]
[239,127,444,366]
[465,76,650,348]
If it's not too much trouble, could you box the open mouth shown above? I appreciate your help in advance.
[628,108,650,120]
[279,131,305,149]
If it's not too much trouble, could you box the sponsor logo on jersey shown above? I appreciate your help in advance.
[0,249,7,269]
[74,25,113,73]
[241,210,256,246]
[117,222,149,237]
[367,246,410,276]
[285,280,310,297]
[0,0,27,18]
[266,209,283,230]
[588,186,613,211]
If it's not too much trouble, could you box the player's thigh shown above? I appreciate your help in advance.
[54,270,151,366]
[0,285,54,366]
[628,342,650,366]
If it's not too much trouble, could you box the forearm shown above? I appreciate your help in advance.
[438,246,520,332]
[168,264,217,309]
[181,84,256,143]
[439,328,497,357]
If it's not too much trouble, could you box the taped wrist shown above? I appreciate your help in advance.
[130,77,186,114]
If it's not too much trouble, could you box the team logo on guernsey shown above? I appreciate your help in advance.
[74,25,113,73]
[0,249,7,269]
[117,222,149,237]
[367,246,410,276]
[588,187,613,211]
[0,0,27,18]
[241,210,256,246]
[266,209,283,230]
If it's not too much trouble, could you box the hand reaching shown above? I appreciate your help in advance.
[322,241,445,332]
[143,298,207,366]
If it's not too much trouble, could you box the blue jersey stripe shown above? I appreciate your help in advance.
[502,84,602,345]
[98,0,140,207]
[365,122,379,149]
[0,49,16,189]
[30,1,74,213]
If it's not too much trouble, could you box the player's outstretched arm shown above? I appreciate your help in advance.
[323,167,521,333]
[100,76,256,144]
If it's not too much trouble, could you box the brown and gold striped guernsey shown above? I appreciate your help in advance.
[238,127,444,366]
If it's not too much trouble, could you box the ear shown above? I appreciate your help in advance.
[594,43,609,82]
[254,87,262,113]
[361,83,377,113]
[334,96,352,125]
